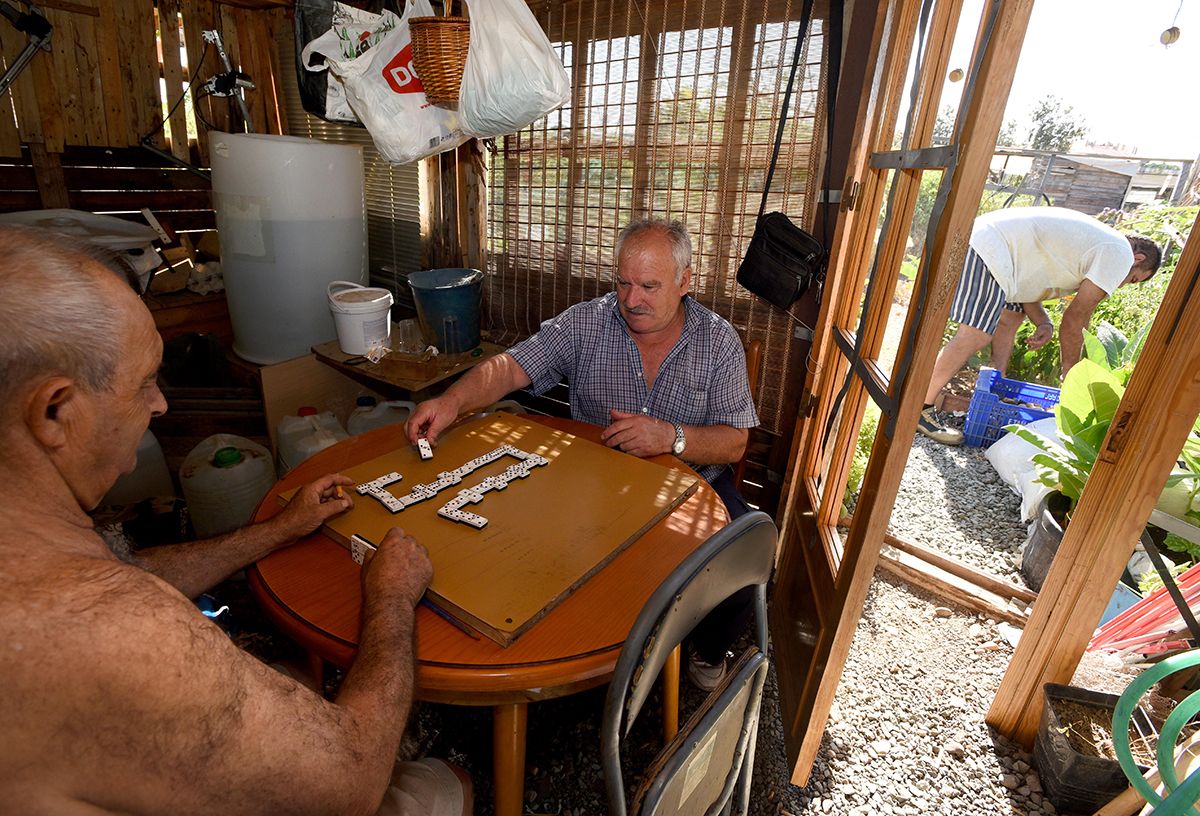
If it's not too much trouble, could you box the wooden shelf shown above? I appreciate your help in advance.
[311,338,507,401]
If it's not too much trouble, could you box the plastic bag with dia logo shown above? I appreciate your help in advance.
[301,0,466,164]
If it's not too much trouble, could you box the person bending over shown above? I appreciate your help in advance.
[919,207,1160,445]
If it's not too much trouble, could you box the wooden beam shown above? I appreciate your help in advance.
[879,550,1028,625]
[27,10,66,152]
[987,212,1200,746]
[93,0,128,146]
[159,0,191,160]
[884,532,1038,604]
[37,0,100,17]
[456,140,486,272]
[29,142,70,207]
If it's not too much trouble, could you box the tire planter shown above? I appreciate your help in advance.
[1033,683,1152,814]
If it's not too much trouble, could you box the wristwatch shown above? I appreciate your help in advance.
[671,423,687,456]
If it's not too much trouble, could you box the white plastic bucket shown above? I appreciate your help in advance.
[328,281,393,356]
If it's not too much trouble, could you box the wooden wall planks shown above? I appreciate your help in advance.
[0,1,288,161]
[158,0,191,160]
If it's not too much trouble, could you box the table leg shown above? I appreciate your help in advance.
[493,702,528,816]
[663,645,680,742]
[306,652,325,695]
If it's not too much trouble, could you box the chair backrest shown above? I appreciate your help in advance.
[733,339,762,489]
[601,511,778,816]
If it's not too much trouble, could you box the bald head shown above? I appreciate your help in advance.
[0,226,140,414]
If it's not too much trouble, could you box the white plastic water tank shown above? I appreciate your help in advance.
[180,435,277,538]
[347,398,416,436]
[277,408,349,474]
[210,133,367,364]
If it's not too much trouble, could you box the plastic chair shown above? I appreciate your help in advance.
[601,511,778,816]
[1113,649,1200,815]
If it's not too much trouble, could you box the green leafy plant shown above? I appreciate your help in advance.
[1007,359,1199,515]
[1081,320,1152,384]
[842,402,881,516]
[1137,559,1190,595]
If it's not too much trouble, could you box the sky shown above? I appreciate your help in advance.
[946,0,1200,159]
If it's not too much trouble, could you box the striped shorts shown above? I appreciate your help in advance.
[949,248,1023,334]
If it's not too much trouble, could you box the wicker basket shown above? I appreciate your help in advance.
[409,4,470,106]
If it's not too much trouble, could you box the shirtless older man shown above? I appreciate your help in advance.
[0,227,469,815]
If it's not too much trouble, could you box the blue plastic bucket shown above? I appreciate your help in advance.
[407,268,485,354]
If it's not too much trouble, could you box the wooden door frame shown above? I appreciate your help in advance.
[987,216,1200,745]
[771,0,1036,784]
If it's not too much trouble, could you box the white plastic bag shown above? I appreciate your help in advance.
[458,0,570,138]
[302,1,467,164]
[296,2,395,124]
[984,416,1058,521]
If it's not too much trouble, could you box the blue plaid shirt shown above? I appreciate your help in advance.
[507,293,759,482]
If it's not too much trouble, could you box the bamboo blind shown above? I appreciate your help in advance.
[485,0,826,434]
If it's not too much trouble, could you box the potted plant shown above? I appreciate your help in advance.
[1033,682,1154,814]
[1008,341,1200,590]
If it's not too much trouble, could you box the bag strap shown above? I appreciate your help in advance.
[820,0,843,247]
[756,0,841,225]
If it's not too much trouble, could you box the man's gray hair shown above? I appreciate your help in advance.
[0,226,134,412]
[615,218,693,284]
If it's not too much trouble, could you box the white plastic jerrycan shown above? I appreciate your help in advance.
[277,407,349,473]
[347,397,416,436]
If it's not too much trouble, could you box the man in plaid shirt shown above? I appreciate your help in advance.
[407,218,759,688]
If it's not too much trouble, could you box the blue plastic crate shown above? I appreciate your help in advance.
[963,367,1061,448]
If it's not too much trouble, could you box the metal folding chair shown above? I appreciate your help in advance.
[601,511,778,816]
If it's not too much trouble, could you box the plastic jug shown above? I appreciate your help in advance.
[103,429,175,506]
[277,407,349,473]
[347,397,416,436]
[180,435,277,538]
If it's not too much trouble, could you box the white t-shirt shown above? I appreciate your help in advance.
[969,207,1134,303]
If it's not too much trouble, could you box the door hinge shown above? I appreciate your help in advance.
[843,179,860,211]
[799,390,818,417]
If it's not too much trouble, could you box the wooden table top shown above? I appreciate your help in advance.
[248,415,730,705]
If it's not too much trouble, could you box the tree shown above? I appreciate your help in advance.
[1026,95,1088,152]
[996,118,1020,148]
[932,105,955,146]
[932,106,1019,148]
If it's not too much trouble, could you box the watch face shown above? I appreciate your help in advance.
[672,439,685,455]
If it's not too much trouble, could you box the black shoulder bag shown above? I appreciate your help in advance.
[736,0,842,311]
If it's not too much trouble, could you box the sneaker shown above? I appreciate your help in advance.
[686,651,729,692]
[917,407,963,446]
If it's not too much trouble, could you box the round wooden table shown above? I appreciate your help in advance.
[247,415,729,816]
